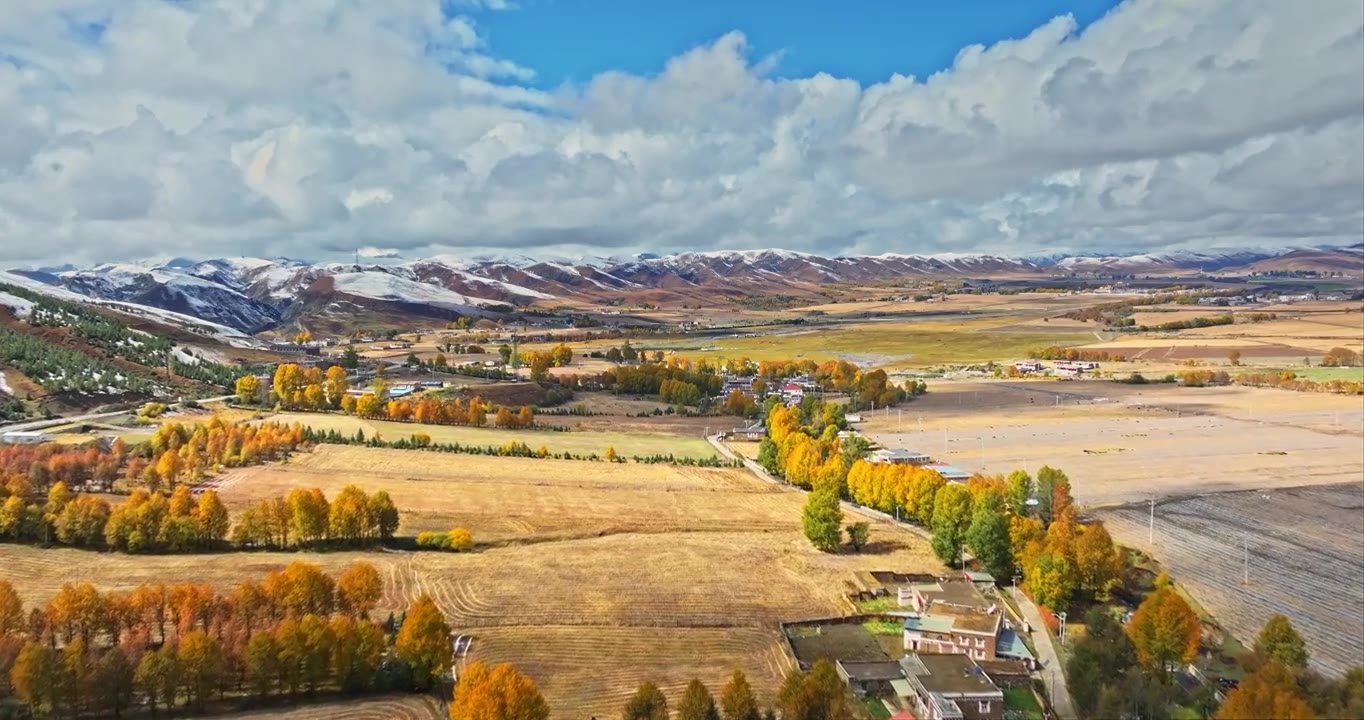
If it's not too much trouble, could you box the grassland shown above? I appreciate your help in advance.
[635,320,1089,368]
[264,411,719,460]
[2,447,942,718]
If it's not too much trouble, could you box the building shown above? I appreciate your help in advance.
[269,342,322,356]
[903,607,1001,661]
[1013,361,1043,374]
[872,448,934,465]
[724,420,766,441]
[924,464,973,484]
[0,431,52,445]
[905,578,995,614]
[836,660,907,697]
[891,654,1004,720]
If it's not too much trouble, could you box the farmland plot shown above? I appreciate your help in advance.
[1100,483,1364,677]
[266,411,720,460]
[3,447,942,718]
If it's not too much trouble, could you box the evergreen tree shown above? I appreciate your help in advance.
[965,491,1012,580]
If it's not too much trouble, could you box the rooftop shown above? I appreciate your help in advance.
[903,607,1001,636]
[924,464,973,481]
[996,628,1034,662]
[911,579,993,612]
[837,660,908,683]
[873,448,933,461]
[903,614,957,634]
[900,653,1003,697]
[962,570,995,584]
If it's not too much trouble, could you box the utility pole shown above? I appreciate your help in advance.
[1148,498,1156,545]
[1243,533,1249,585]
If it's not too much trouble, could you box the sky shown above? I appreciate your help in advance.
[0,0,1361,266]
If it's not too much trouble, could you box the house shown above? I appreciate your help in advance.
[902,607,1001,662]
[872,448,934,465]
[0,431,52,445]
[1013,361,1043,374]
[891,654,1004,720]
[725,420,766,441]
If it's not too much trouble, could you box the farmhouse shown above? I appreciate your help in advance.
[902,608,1001,661]
[891,654,1005,720]
[871,448,934,465]
[724,420,766,441]
[0,431,52,445]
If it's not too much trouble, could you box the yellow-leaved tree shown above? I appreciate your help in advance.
[395,594,452,691]
[450,661,549,720]
[1127,585,1200,678]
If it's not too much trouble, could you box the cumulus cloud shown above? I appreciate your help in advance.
[0,0,1360,265]
[357,246,402,259]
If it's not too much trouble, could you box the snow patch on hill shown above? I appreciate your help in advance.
[331,272,493,310]
[0,291,34,318]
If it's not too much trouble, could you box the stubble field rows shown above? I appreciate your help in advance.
[1,446,941,718]
[1099,483,1364,677]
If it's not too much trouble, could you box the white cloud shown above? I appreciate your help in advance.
[357,246,401,259]
[0,0,1360,266]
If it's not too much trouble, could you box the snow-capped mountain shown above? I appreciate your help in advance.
[6,244,1358,334]
[57,264,283,333]
[1055,249,1279,273]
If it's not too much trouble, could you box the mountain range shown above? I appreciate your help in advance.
[2,245,1359,334]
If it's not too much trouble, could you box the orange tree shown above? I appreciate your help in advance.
[1126,585,1200,678]
[1217,661,1316,719]
[394,594,452,691]
[450,661,549,720]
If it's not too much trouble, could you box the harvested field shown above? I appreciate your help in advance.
[4,447,941,718]
[861,380,1364,506]
[1099,483,1364,677]
[265,411,719,460]
[226,447,793,540]
[221,695,445,720]
[0,544,391,611]
[464,626,792,714]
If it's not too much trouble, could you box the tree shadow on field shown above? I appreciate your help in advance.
[853,539,905,555]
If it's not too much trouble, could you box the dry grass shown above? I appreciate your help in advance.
[3,447,940,718]
[227,447,791,540]
[220,695,445,720]
[465,626,793,715]
[860,379,1364,507]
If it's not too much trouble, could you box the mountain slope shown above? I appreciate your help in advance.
[8,244,1359,333]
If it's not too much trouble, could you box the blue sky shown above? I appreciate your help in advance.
[472,0,1123,87]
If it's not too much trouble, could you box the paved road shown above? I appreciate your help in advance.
[0,394,235,433]
[708,435,940,545]
[1010,587,1077,720]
